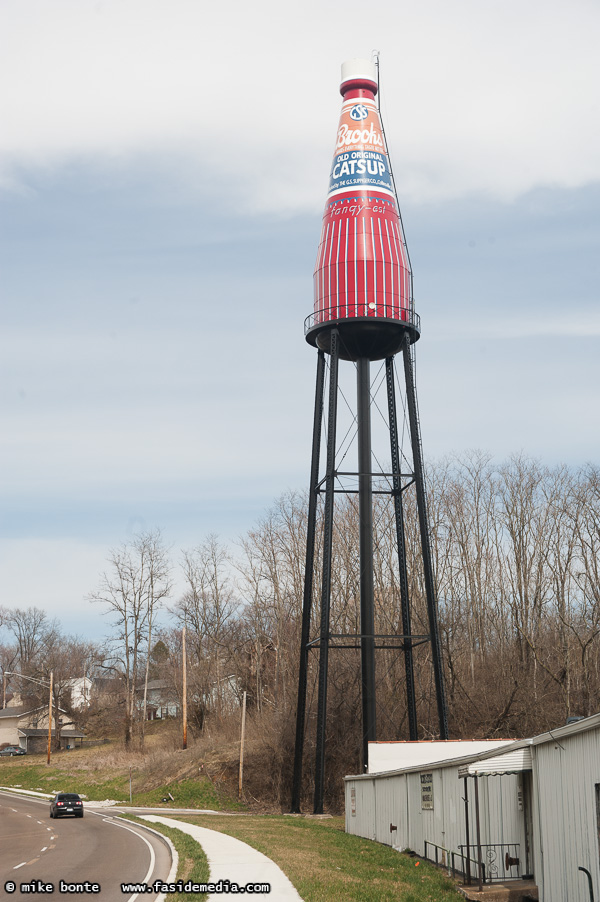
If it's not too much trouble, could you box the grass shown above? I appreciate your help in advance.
[123,815,210,901]
[0,753,243,810]
[166,814,463,901]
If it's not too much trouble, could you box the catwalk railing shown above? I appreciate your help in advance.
[304,306,421,335]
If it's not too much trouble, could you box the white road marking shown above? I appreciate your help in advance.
[104,818,155,902]
[14,863,26,870]
[41,847,47,852]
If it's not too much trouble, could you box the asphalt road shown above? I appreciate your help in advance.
[0,792,173,900]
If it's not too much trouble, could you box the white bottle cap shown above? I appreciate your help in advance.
[340,58,378,88]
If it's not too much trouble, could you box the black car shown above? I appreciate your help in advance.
[49,793,84,818]
[0,745,27,756]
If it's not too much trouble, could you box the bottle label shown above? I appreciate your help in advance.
[328,101,393,198]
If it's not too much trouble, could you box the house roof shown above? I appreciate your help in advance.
[138,679,175,691]
[136,679,179,694]
[19,728,86,738]
[0,705,33,719]
[0,704,71,720]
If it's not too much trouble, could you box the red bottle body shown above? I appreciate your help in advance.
[314,78,412,326]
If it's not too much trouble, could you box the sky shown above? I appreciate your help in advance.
[1,0,599,641]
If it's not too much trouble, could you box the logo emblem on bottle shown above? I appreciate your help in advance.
[349,104,369,121]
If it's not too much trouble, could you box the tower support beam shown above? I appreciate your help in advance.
[291,350,326,813]
[357,358,376,770]
[401,334,449,739]
[291,346,449,812]
[313,329,340,814]
[386,356,418,741]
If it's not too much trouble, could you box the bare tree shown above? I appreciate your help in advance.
[0,606,59,681]
[174,535,238,721]
[89,531,172,746]
[39,636,105,748]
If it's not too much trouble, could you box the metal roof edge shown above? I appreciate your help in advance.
[344,714,600,782]
[529,711,600,745]
[344,738,533,781]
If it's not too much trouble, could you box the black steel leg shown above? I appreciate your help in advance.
[313,330,340,813]
[386,356,418,741]
[357,357,376,771]
[402,334,449,739]
[291,350,326,812]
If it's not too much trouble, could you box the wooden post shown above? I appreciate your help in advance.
[47,671,53,766]
[182,627,188,750]
[238,691,247,801]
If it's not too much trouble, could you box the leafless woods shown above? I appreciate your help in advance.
[2,455,600,807]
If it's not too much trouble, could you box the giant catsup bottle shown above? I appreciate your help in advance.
[314,58,412,330]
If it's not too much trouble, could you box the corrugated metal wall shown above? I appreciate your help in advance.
[534,728,600,902]
[345,764,523,865]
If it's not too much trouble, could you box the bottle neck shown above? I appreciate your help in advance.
[342,87,376,102]
[340,78,378,101]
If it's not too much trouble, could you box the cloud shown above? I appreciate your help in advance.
[427,311,600,341]
[1,0,600,207]
[0,536,185,639]
[0,538,111,636]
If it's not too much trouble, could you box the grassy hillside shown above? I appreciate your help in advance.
[0,725,244,810]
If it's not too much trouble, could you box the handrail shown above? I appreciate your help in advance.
[458,844,521,882]
[424,841,452,876]
[579,867,595,902]
[304,307,421,336]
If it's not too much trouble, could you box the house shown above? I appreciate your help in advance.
[345,715,600,901]
[4,677,92,711]
[205,674,241,714]
[137,680,180,720]
[64,676,93,709]
[0,705,85,752]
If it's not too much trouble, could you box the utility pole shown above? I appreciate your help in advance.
[238,691,247,801]
[182,626,188,750]
[47,671,53,766]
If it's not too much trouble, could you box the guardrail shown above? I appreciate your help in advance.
[304,306,421,335]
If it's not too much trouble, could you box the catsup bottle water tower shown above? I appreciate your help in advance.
[291,57,449,814]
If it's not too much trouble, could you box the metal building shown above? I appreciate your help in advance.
[345,714,600,901]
